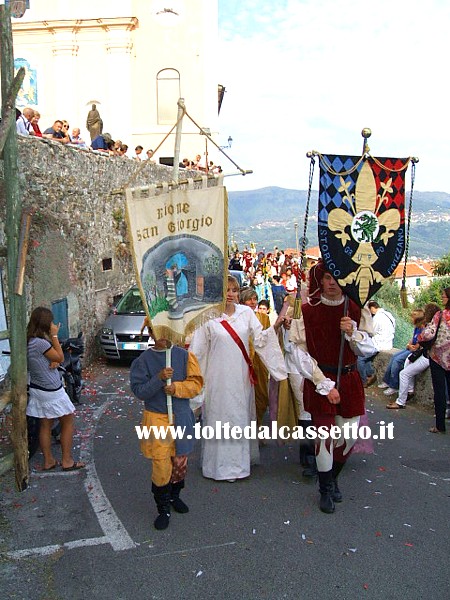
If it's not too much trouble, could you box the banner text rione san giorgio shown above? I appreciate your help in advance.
[135,201,213,241]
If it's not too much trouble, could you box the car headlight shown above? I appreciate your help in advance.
[101,327,114,336]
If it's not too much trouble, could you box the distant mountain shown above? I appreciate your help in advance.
[227,187,450,259]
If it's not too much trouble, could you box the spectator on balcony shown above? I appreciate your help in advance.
[91,132,115,153]
[134,145,144,160]
[69,127,87,148]
[43,120,70,143]
[117,144,129,157]
[16,107,35,136]
[30,110,42,137]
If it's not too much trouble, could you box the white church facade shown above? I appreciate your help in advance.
[6,0,220,164]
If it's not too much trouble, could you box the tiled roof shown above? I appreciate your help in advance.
[392,261,434,278]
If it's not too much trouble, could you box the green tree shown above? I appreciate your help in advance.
[433,253,450,276]
[412,276,450,308]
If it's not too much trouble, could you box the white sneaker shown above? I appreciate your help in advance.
[384,387,398,396]
[378,382,389,389]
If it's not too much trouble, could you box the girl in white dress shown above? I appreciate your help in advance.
[189,276,287,481]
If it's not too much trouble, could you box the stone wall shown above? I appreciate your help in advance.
[0,136,210,361]
[373,349,434,408]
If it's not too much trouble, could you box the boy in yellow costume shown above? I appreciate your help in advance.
[130,337,203,530]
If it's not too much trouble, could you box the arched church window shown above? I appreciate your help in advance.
[157,68,180,125]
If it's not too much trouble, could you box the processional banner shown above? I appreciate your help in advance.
[318,154,411,307]
[125,180,227,343]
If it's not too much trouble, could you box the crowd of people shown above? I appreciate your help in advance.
[21,154,448,526]
[15,106,223,173]
[26,258,449,530]
[228,247,306,313]
[129,263,385,527]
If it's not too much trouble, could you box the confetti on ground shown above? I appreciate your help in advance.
[375,531,382,537]
[252,529,256,534]
[403,523,412,527]
[405,543,414,547]
[301,534,306,540]
[348,548,357,553]
[196,571,203,577]
[283,520,290,525]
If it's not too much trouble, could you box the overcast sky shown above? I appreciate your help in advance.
[217,0,449,194]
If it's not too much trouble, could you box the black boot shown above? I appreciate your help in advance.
[152,482,171,530]
[302,453,318,479]
[299,443,309,468]
[170,480,189,514]
[298,420,312,467]
[332,461,345,503]
[318,471,335,514]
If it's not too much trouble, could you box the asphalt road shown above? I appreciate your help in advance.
[0,359,449,600]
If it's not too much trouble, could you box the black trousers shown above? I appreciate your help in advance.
[429,358,450,432]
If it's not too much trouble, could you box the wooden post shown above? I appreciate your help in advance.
[14,209,32,295]
[0,66,25,157]
[1,4,29,491]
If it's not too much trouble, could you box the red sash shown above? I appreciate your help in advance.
[220,319,257,386]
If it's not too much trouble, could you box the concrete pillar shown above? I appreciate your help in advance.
[105,27,133,143]
[51,31,79,124]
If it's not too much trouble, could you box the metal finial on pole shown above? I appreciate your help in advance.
[361,127,371,156]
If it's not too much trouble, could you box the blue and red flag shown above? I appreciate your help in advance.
[318,154,411,307]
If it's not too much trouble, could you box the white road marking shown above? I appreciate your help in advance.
[80,400,136,551]
[6,537,110,559]
[4,397,135,559]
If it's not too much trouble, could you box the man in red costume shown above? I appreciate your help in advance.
[286,261,374,513]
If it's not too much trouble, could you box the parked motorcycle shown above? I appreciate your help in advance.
[58,332,84,404]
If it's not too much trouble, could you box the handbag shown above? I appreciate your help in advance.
[420,312,442,351]
[408,348,424,363]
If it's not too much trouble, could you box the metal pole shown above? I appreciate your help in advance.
[1,3,29,491]
[172,97,185,183]
[336,296,349,391]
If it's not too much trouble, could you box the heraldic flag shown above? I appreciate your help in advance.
[126,180,227,344]
[318,154,411,307]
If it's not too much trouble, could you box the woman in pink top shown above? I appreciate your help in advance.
[419,287,450,433]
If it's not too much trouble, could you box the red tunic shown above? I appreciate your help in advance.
[302,300,365,418]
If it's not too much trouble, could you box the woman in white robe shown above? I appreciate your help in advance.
[189,276,287,481]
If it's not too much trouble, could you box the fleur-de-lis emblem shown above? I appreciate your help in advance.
[327,161,400,304]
